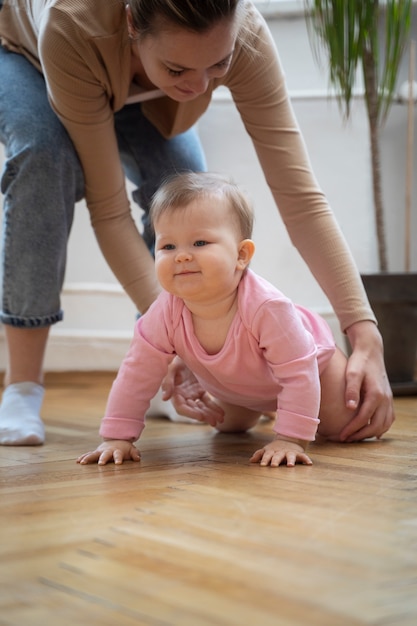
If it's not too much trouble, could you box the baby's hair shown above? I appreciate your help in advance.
[150,171,254,239]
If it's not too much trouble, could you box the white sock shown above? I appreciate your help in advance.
[146,387,201,424]
[0,382,45,446]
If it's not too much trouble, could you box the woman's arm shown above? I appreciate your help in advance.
[226,7,393,433]
[38,5,160,314]
[341,320,394,441]
[227,10,372,330]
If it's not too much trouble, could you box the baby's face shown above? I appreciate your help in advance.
[153,196,245,304]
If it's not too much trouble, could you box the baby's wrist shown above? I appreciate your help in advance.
[103,437,136,443]
[274,434,308,450]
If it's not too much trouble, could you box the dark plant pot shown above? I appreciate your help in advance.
[361,272,417,396]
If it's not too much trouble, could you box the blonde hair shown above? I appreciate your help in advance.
[150,171,254,240]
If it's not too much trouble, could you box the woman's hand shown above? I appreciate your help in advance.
[250,436,312,467]
[161,357,225,427]
[341,320,394,442]
[77,440,141,465]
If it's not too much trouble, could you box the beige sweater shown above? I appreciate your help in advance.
[0,0,374,328]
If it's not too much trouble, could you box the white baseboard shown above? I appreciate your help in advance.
[45,329,134,371]
[0,311,343,372]
[0,329,132,372]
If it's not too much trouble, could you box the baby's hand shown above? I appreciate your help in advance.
[77,440,141,466]
[250,436,312,467]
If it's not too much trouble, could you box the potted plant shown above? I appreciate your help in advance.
[304,0,417,394]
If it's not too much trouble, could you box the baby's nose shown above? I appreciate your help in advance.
[175,249,192,262]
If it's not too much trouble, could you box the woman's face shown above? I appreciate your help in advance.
[131,17,238,101]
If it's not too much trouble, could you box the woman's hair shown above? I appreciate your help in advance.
[127,0,243,37]
[150,171,254,240]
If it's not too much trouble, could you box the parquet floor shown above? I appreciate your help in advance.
[0,372,416,626]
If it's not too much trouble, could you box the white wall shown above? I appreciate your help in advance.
[1,6,416,371]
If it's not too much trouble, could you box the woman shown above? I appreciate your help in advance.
[0,0,393,446]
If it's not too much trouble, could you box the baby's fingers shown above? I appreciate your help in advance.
[77,442,140,466]
[77,450,102,465]
[250,447,312,467]
[100,449,123,465]
[250,447,285,466]
[278,451,313,467]
[100,447,141,465]
[129,447,141,462]
[250,447,265,464]
[261,448,288,467]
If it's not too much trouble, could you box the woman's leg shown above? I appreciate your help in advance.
[114,102,207,251]
[0,327,49,445]
[317,346,358,441]
[0,47,84,445]
[3,327,49,387]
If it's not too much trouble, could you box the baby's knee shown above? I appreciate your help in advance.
[316,427,344,443]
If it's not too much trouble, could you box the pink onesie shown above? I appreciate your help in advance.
[100,269,335,443]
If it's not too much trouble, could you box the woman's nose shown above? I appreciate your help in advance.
[185,72,209,95]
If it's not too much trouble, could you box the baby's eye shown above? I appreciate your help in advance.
[194,240,208,247]
[162,243,176,250]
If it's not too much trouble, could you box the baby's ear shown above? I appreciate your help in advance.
[237,239,255,269]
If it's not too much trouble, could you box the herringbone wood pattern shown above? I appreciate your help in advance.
[1,372,416,625]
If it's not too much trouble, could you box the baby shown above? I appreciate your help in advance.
[78,172,359,468]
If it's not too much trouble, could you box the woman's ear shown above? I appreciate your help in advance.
[237,239,255,270]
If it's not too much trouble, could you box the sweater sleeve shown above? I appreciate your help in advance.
[226,7,374,332]
[99,297,176,441]
[250,297,322,441]
[38,6,160,314]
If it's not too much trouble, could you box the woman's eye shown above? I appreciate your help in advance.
[194,240,207,247]
[167,68,183,77]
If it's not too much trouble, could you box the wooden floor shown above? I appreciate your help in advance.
[0,372,416,626]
